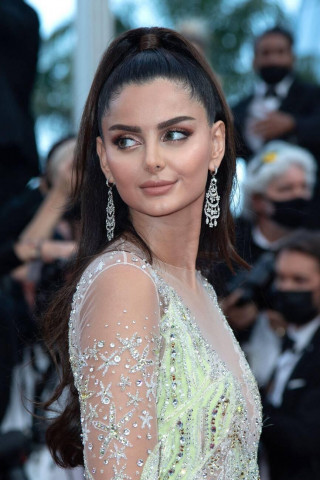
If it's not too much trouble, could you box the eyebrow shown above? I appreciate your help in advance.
[108,116,195,133]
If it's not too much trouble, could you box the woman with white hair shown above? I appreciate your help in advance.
[243,140,316,248]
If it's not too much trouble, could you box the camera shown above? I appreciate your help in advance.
[226,252,275,308]
[0,430,31,480]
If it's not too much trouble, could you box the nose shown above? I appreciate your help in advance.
[278,282,292,291]
[143,142,165,173]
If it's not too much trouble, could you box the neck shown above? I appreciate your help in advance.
[257,216,291,243]
[131,200,203,272]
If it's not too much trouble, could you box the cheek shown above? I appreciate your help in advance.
[178,138,212,179]
[266,185,282,199]
[104,150,139,186]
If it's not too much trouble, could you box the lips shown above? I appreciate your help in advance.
[140,180,175,188]
[140,179,177,195]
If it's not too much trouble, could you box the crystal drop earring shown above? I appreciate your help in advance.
[204,167,220,227]
[106,179,115,241]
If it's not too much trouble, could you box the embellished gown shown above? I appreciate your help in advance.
[69,246,262,480]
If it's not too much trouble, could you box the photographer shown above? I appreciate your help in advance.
[261,230,320,480]
[0,137,77,276]
[0,137,77,479]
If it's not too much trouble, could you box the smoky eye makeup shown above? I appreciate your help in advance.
[162,128,192,142]
[111,127,192,150]
[111,135,140,150]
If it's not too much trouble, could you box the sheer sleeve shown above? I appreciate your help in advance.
[70,254,161,480]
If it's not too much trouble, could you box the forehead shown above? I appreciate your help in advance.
[103,78,207,126]
[276,250,320,274]
[256,33,292,52]
[267,164,306,187]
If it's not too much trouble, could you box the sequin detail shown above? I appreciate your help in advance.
[69,250,261,479]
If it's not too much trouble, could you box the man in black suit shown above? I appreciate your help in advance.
[0,0,40,205]
[261,230,320,480]
[232,27,320,167]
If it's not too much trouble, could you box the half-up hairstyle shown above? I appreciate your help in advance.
[43,26,244,468]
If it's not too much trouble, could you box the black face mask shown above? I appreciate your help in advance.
[258,65,292,85]
[269,288,319,326]
[267,197,311,229]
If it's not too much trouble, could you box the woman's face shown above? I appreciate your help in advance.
[97,78,225,223]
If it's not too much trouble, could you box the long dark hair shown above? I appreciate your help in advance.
[43,26,245,468]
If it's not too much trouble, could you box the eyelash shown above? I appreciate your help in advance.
[163,129,191,142]
[112,128,191,150]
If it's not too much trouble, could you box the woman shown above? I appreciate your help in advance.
[44,27,261,480]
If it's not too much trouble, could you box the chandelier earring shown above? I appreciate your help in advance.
[204,167,220,227]
[106,178,115,241]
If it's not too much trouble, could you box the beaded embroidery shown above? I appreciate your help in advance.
[69,250,262,479]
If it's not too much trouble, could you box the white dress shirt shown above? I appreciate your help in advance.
[267,316,320,407]
[251,225,284,252]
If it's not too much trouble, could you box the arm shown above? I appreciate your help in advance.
[18,189,67,243]
[75,263,160,479]
[7,185,71,268]
[13,155,74,265]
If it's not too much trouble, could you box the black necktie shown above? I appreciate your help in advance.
[264,85,278,98]
[281,333,295,353]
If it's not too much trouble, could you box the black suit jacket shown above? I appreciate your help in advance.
[232,76,320,164]
[261,325,320,480]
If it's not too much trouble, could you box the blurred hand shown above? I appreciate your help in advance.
[252,111,295,140]
[15,239,77,264]
[10,263,29,282]
[221,289,258,330]
[40,240,77,263]
[265,309,288,336]
[14,239,39,262]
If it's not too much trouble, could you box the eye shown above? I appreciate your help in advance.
[163,129,190,142]
[293,276,309,285]
[113,136,138,150]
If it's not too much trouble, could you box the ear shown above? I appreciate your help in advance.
[208,120,225,173]
[96,136,115,183]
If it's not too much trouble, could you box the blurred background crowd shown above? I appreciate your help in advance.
[1,1,320,479]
